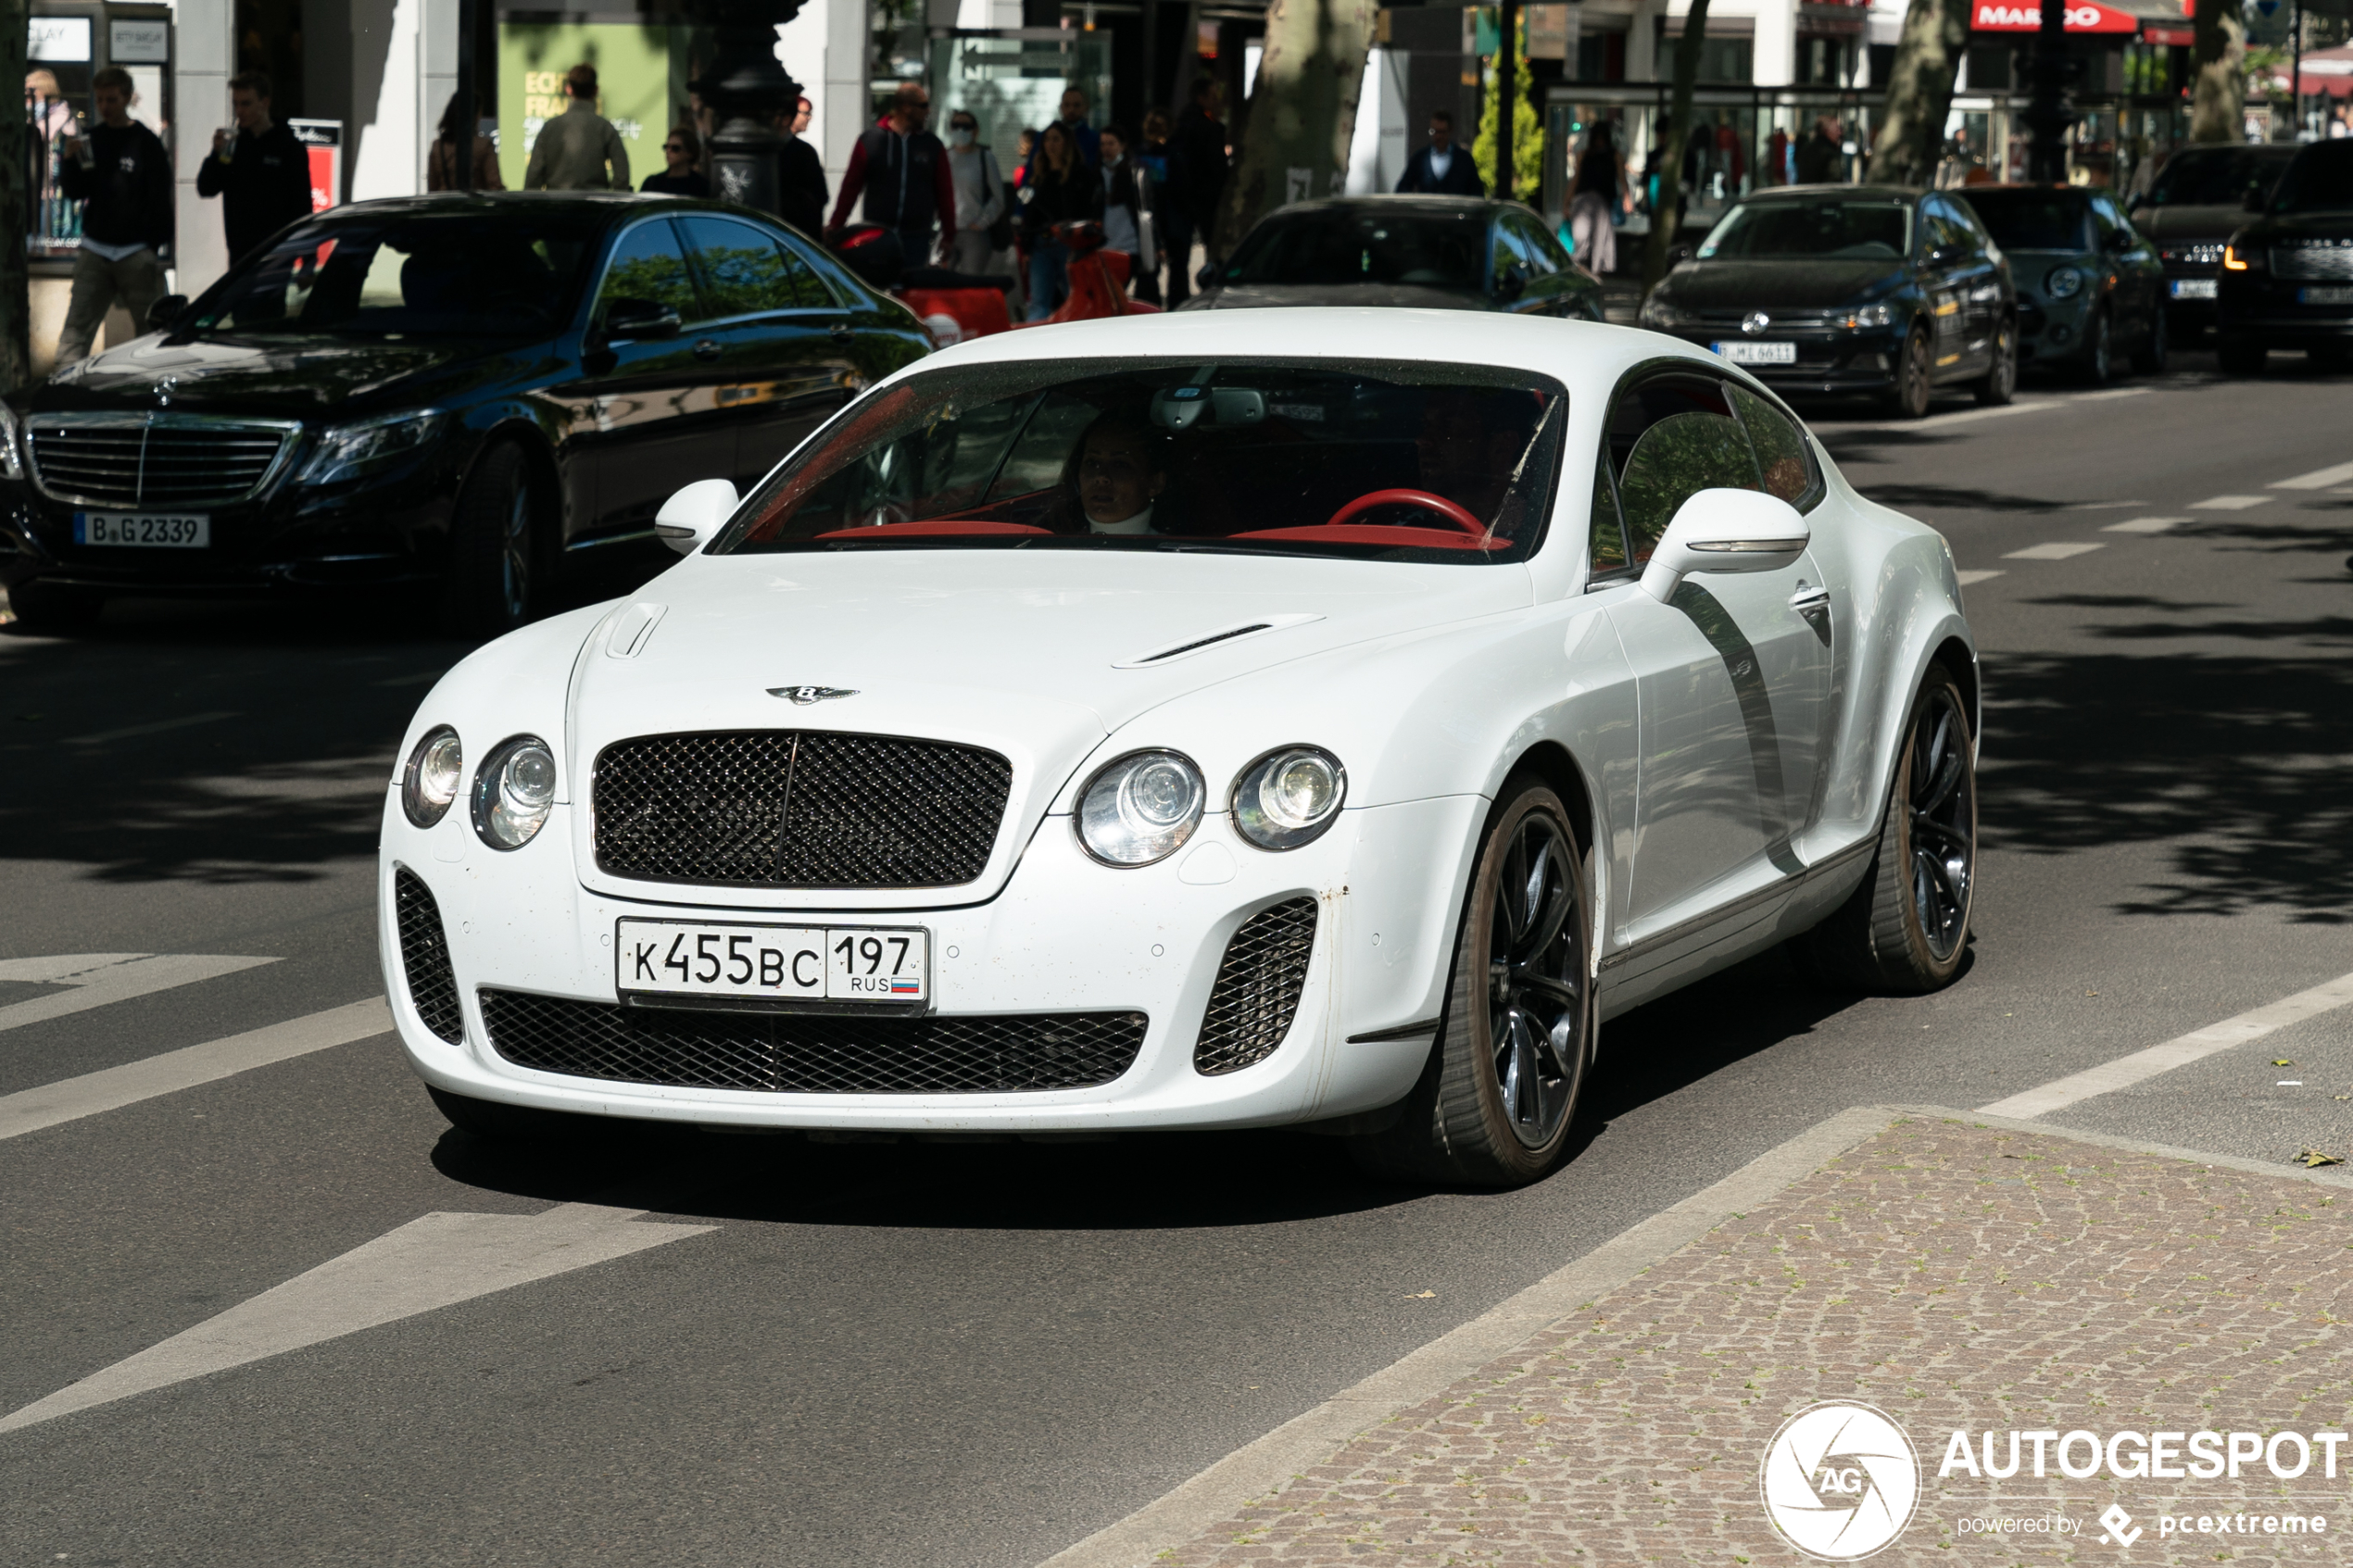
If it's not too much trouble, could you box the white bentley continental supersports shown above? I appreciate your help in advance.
[380,310,1977,1186]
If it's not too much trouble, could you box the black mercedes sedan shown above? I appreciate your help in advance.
[1638,184,2017,419]
[2217,140,2353,376]
[1176,196,1606,321]
[2127,143,2300,342]
[0,194,931,634]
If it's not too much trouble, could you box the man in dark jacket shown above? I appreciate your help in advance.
[1396,110,1484,196]
[196,71,316,266]
[1163,79,1228,306]
[776,94,830,238]
[56,67,173,366]
[826,82,957,269]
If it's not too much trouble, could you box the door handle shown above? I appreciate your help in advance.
[691,338,722,360]
[1790,585,1831,615]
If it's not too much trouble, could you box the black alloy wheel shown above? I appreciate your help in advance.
[1483,808,1587,1148]
[2130,304,2168,375]
[2079,308,2114,384]
[1884,327,1933,420]
[1972,315,2018,407]
[442,441,545,640]
[1901,683,1976,964]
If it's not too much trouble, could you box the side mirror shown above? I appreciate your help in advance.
[1639,489,1810,603]
[2101,227,2132,253]
[603,298,682,343]
[1498,264,1529,302]
[145,294,188,332]
[655,478,738,555]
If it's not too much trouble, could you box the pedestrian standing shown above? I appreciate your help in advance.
[826,82,957,271]
[196,71,314,266]
[1021,121,1102,320]
[1566,121,1628,275]
[1098,125,1160,305]
[524,64,631,192]
[1396,110,1484,196]
[1025,86,1100,182]
[1164,79,1228,306]
[943,109,1007,275]
[55,68,172,365]
[1793,115,1843,185]
[426,90,504,191]
[777,95,830,237]
[641,126,711,196]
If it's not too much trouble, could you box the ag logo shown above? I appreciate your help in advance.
[1758,1401,1920,1561]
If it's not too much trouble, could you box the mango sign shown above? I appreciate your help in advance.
[1970,2,2139,30]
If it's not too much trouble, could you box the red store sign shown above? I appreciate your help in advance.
[1971,2,2141,31]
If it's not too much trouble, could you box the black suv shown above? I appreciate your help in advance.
[2216,141,2353,375]
[2127,143,2300,342]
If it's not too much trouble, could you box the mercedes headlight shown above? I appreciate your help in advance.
[2045,266,2083,299]
[1232,746,1346,851]
[401,725,463,828]
[1639,293,1697,329]
[297,409,443,486]
[0,404,23,483]
[1076,750,1204,866]
[472,734,556,850]
[1839,302,1896,330]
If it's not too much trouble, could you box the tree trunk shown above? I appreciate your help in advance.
[1868,0,1970,185]
[2192,0,2246,144]
[1214,0,1380,255]
[1641,0,1712,295]
[0,0,31,393]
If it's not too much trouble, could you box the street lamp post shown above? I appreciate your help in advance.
[692,0,809,214]
[2021,0,2076,183]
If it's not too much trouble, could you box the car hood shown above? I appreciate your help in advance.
[31,332,521,419]
[1663,260,1901,310]
[2132,205,2257,245]
[566,547,1531,908]
[2246,212,2353,243]
[1196,282,1491,311]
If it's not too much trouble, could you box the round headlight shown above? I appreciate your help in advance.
[1232,746,1347,850]
[473,735,557,850]
[2045,266,2083,299]
[401,726,463,828]
[1076,750,1205,866]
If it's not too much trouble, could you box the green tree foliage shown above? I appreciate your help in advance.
[1473,16,1544,203]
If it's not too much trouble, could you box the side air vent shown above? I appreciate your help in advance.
[393,867,463,1044]
[1113,613,1324,669]
[1193,897,1319,1075]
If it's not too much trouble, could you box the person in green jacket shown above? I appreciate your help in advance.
[524,64,630,192]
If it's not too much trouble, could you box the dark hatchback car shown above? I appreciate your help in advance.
[1957,184,2166,380]
[2127,143,2301,340]
[2217,140,2353,376]
[0,194,930,634]
[1638,184,2017,419]
[1176,196,1605,320]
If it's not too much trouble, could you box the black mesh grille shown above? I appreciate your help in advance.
[592,731,1013,888]
[1193,897,1318,1075]
[480,989,1147,1093]
[393,868,464,1044]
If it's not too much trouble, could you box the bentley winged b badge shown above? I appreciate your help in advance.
[768,685,859,706]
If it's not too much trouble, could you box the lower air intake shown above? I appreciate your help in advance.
[478,989,1147,1093]
[393,867,464,1044]
[1193,897,1318,1075]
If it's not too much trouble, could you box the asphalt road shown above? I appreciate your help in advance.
[4,349,2350,1567]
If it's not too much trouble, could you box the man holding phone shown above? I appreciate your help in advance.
[196,71,315,265]
[55,67,172,367]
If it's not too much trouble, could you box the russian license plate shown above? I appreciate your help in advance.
[2301,285,2353,306]
[2171,278,2217,300]
[73,510,209,546]
[1711,341,1797,365]
[616,919,929,1010]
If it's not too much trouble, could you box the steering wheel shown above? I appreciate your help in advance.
[1323,489,1487,538]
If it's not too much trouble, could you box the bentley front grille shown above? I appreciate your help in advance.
[1192,897,1319,1076]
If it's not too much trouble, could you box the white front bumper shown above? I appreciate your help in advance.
[377,792,1481,1132]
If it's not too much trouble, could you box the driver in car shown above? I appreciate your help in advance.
[1063,411,1172,535]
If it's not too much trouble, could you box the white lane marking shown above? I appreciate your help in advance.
[0,997,389,1141]
[1956,570,2005,585]
[2271,460,2353,491]
[0,954,279,1035]
[2066,500,2146,510]
[1979,969,2353,1120]
[2103,516,2189,533]
[2188,495,2272,510]
[2003,542,2106,560]
[2075,387,2155,401]
[63,711,241,746]
[0,1201,715,1433]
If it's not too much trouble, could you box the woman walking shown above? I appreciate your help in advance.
[426,91,503,191]
[1021,121,1101,320]
[944,109,1007,274]
[1566,121,1628,275]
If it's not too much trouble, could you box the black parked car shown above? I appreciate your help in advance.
[2217,140,2353,376]
[2127,143,2300,341]
[0,194,931,634]
[1176,196,1606,320]
[1638,184,2017,419]
[1957,184,2166,380]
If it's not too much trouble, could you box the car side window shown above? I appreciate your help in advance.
[1605,374,1765,563]
[680,215,835,317]
[596,219,700,326]
[1923,201,1971,260]
[1726,385,1821,511]
[1589,458,1630,578]
[1508,213,1562,278]
[2088,192,2136,250]
[1491,221,1534,293]
[1943,198,1998,261]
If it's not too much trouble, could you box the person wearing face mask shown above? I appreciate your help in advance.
[775,94,829,238]
[943,110,1007,275]
[1096,125,1160,305]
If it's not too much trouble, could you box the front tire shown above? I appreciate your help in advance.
[1350,780,1594,1188]
[1972,315,2018,406]
[5,578,105,633]
[2130,306,2168,375]
[1881,327,1933,420]
[2078,308,2113,384]
[440,441,547,640]
[1796,668,1977,995]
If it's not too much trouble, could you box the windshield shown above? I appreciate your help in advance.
[2143,146,2295,208]
[2273,144,2353,216]
[1958,191,2089,252]
[1218,209,1490,292]
[712,358,1567,564]
[188,211,601,337]
[1697,200,1912,261]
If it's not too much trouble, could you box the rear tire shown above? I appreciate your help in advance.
[1972,315,2018,406]
[2130,306,2168,375]
[2217,334,2268,376]
[2078,308,2113,384]
[5,578,105,633]
[440,441,547,640]
[1349,780,1595,1188]
[1880,327,1933,420]
[1795,667,1977,995]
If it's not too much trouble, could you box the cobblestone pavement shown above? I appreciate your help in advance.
[1156,1118,2353,1566]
